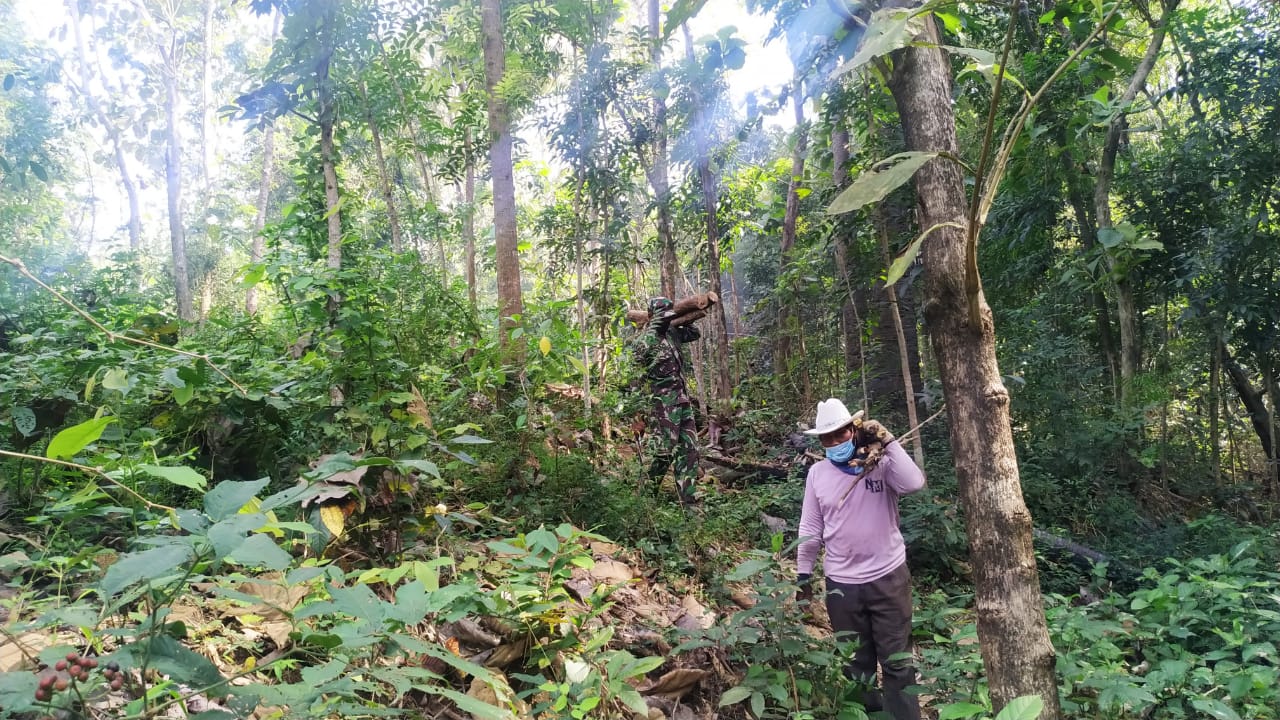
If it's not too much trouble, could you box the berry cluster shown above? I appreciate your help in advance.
[33,652,124,704]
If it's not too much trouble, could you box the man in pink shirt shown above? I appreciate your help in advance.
[797,398,925,720]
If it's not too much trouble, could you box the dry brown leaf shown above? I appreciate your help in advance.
[319,504,346,537]
[407,384,433,429]
[0,632,49,671]
[588,559,634,585]
[638,668,709,699]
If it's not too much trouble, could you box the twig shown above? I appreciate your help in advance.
[837,406,946,508]
[0,253,247,396]
[0,449,176,513]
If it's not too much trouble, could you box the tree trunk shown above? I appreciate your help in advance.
[831,127,861,382]
[1223,351,1276,466]
[1063,155,1119,398]
[646,0,677,299]
[67,0,142,252]
[163,48,194,322]
[775,84,810,399]
[683,26,732,416]
[358,80,403,253]
[463,131,478,310]
[887,18,1061,719]
[201,0,215,204]
[1210,335,1221,487]
[246,121,275,316]
[1094,12,1172,403]
[481,0,525,353]
[874,209,925,466]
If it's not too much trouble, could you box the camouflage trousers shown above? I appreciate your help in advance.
[646,396,699,492]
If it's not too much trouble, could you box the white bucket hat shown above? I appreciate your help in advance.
[803,398,863,436]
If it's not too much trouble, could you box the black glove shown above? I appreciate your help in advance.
[648,310,674,336]
[796,573,814,605]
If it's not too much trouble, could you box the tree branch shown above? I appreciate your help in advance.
[0,449,176,513]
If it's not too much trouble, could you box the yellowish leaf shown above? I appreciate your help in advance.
[243,656,256,671]
[407,384,433,429]
[319,504,346,537]
[539,336,552,356]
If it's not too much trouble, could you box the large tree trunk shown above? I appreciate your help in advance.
[646,0,677,298]
[67,0,142,252]
[246,121,275,316]
[481,0,525,354]
[873,207,925,466]
[163,48,194,322]
[775,85,811,403]
[201,0,215,204]
[358,81,404,253]
[1062,154,1119,398]
[1223,351,1277,466]
[887,19,1061,719]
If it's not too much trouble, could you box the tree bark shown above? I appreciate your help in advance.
[1223,351,1276,465]
[481,0,525,354]
[317,6,342,273]
[887,18,1061,719]
[775,84,811,402]
[163,43,194,322]
[463,131,478,310]
[67,0,142,252]
[201,0,215,204]
[874,209,925,466]
[358,80,403,253]
[1210,335,1221,487]
[1062,154,1119,398]
[646,0,677,299]
[831,128,861,381]
[1094,10,1173,402]
[683,26,732,415]
[246,121,275,316]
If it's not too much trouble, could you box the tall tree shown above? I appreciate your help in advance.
[645,0,677,298]
[65,0,142,251]
[876,7,1061,717]
[775,80,811,403]
[480,0,525,353]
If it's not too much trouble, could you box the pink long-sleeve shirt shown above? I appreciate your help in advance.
[796,441,926,584]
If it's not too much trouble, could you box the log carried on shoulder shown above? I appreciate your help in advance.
[626,291,718,327]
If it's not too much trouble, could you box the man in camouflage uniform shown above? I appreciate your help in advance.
[632,297,700,503]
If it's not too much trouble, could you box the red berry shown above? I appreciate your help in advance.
[54,661,67,671]
[54,679,68,692]
[34,689,50,702]
[66,652,78,662]
[110,678,123,691]
[38,675,55,689]
[83,657,98,669]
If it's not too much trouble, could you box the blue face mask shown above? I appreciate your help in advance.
[825,439,855,464]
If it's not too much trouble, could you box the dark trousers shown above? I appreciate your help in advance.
[825,563,921,720]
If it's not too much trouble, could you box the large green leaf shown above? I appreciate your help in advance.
[835,8,925,75]
[1190,699,1242,720]
[994,696,1044,720]
[46,416,116,460]
[100,544,194,597]
[938,702,988,720]
[227,533,293,571]
[719,685,753,706]
[204,478,271,520]
[140,464,208,491]
[827,152,940,215]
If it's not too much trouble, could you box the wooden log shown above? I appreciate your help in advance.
[626,291,718,326]
[626,308,707,327]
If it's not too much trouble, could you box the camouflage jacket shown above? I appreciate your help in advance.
[631,324,699,399]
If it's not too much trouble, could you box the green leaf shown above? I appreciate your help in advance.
[227,534,293,570]
[827,152,940,215]
[12,407,36,437]
[100,544,194,597]
[46,416,116,460]
[886,222,964,287]
[161,367,186,388]
[174,383,196,405]
[835,8,924,75]
[416,685,515,720]
[397,459,441,478]
[719,685,752,706]
[1190,699,1241,720]
[102,367,130,395]
[726,558,771,581]
[995,695,1044,720]
[451,434,493,444]
[28,161,48,183]
[204,478,271,520]
[662,0,711,40]
[140,464,208,491]
[3,74,14,91]
[938,702,989,720]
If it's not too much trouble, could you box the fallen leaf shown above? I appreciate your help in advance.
[639,668,709,698]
